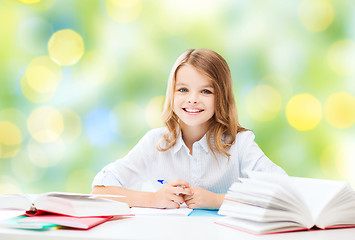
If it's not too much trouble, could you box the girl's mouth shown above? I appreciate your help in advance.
[183,108,204,113]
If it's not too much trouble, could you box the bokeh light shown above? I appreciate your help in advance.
[48,29,85,66]
[324,92,355,128]
[19,0,40,4]
[28,106,64,143]
[298,0,334,32]
[84,108,116,147]
[0,121,23,159]
[321,140,355,187]
[105,0,142,23]
[21,56,62,103]
[245,85,282,122]
[25,57,61,93]
[286,94,322,131]
[0,109,27,139]
[146,96,165,129]
[20,0,57,11]
[327,39,355,76]
[335,141,355,188]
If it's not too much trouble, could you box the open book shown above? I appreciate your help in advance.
[0,192,131,217]
[217,172,355,234]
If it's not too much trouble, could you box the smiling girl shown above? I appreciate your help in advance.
[91,49,286,209]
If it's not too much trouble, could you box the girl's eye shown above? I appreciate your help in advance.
[178,88,188,93]
[202,89,212,94]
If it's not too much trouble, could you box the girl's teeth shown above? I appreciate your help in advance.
[185,108,201,113]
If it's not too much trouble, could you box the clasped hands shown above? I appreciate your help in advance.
[151,179,224,210]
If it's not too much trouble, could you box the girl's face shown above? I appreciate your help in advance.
[173,64,215,132]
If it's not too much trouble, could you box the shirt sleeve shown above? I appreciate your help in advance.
[237,131,287,178]
[91,130,155,190]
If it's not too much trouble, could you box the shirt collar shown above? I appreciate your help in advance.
[172,131,210,154]
[197,133,210,153]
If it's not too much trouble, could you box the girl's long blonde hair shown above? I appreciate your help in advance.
[158,49,247,158]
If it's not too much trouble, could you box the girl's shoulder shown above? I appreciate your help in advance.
[236,130,255,140]
[231,130,255,149]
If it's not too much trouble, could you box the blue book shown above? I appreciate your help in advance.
[188,209,223,217]
[0,216,59,230]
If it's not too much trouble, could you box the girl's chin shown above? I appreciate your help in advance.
[180,121,210,129]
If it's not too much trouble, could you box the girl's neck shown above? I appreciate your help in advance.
[181,124,208,155]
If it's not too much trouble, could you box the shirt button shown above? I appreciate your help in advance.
[102,170,106,174]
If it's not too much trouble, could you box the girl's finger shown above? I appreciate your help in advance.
[186,202,197,209]
[169,179,191,188]
[173,186,193,196]
[183,194,193,201]
[170,194,184,205]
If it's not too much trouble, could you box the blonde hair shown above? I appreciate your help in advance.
[158,49,247,158]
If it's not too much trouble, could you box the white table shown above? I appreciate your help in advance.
[1,212,355,240]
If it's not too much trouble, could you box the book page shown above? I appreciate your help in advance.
[218,198,307,225]
[247,172,349,223]
[0,194,33,211]
[290,177,349,222]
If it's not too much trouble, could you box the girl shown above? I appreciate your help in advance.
[91,49,286,209]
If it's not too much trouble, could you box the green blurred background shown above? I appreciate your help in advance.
[1,0,354,194]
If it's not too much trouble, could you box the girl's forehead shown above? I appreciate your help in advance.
[175,65,213,86]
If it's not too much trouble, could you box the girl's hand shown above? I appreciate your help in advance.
[183,187,225,210]
[150,179,193,209]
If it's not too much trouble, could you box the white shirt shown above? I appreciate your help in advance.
[92,127,287,193]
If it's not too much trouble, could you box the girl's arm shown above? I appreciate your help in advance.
[91,179,193,209]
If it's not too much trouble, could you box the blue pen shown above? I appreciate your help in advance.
[157,179,166,184]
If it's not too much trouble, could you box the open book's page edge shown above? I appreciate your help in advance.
[324,224,355,230]
[214,221,309,235]
[215,222,355,235]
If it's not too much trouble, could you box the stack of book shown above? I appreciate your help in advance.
[0,192,132,230]
[217,172,355,234]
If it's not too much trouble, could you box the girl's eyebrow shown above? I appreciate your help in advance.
[202,84,214,88]
[175,83,214,88]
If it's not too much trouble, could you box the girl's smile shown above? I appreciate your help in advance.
[183,107,204,113]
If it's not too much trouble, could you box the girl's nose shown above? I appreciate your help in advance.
[187,93,198,104]
[188,99,197,104]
